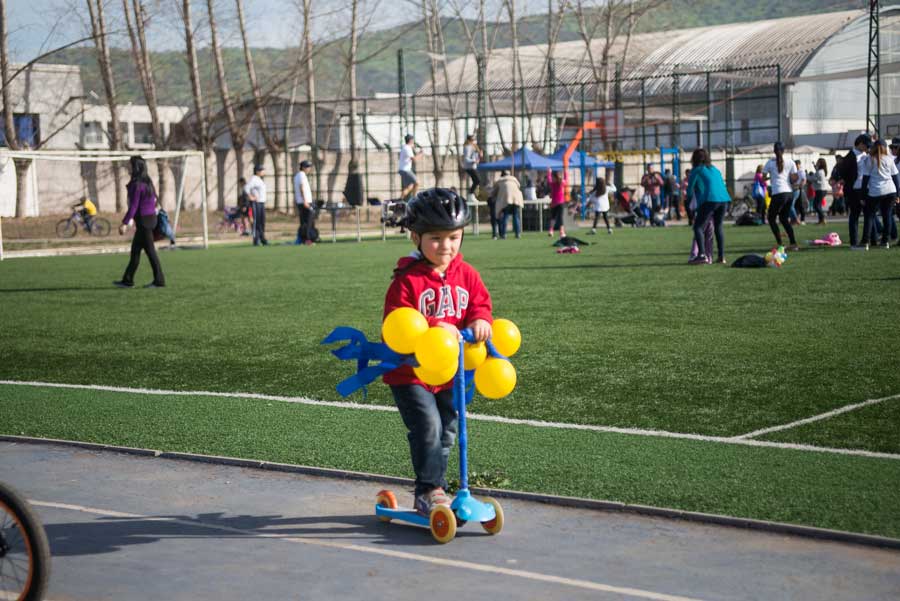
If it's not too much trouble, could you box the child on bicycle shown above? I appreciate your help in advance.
[72,198,98,231]
[383,188,493,516]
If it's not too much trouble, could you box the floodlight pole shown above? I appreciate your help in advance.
[867,0,881,135]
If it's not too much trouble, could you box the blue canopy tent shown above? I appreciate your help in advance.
[477,147,561,172]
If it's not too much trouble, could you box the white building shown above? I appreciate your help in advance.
[81,104,188,150]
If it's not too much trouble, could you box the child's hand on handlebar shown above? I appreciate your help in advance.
[435,321,461,340]
[468,319,492,343]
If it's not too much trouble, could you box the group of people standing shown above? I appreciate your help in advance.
[839,133,899,250]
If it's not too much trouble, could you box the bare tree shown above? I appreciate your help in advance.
[178,0,212,207]
[300,0,320,197]
[346,0,360,178]
[572,0,665,107]
[122,0,170,206]
[0,0,29,218]
[235,0,287,211]
[205,0,248,207]
[86,0,125,212]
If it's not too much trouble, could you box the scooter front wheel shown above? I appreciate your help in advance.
[480,497,504,535]
[430,505,457,544]
[375,490,398,522]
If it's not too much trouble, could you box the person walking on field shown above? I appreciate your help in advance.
[686,148,730,265]
[247,164,269,246]
[462,134,482,201]
[399,134,423,200]
[114,155,165,288]
[293,160,317,245]
[790,159,807,225]
[763,142,800,251]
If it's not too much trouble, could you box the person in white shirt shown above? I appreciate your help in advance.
[860,139,900,249]
[762,141,799,250]
[399,134,423,200]
[293,160,316,245]
[588,176,616,234]
[246,164,268,246]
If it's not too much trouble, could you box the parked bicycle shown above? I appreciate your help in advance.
[726,185,754,220]
[0,481,51,601]
[55,210,111,238]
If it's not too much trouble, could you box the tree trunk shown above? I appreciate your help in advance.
[347,0,359,176]
[421,0,442,184]
[180,0,210,207]
[86,0,124,211]
[13,159,30,218]
[302,0,320,199]
[206,0,244,208]
[236,0,281,209]
[122,0,168,206]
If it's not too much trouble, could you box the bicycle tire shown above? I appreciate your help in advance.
[731,200,751,219]
[90,218,111,237]
[55,219,77,238]
[0,481,51,601]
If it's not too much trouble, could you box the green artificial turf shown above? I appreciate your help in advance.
[2,383,898,539]
[1,224,898,536]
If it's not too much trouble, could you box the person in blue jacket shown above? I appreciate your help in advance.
[686,148,731,265]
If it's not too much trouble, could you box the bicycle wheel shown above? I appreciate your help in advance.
[0,482,51,601]
[731,200,751,219]
[89,218,111,237]
[55,219,77,238]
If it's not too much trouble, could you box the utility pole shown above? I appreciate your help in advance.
[866,0,881,135]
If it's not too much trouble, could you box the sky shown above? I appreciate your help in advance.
[7,0,553,63]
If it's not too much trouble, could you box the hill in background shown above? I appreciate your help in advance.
[42,0,862,108]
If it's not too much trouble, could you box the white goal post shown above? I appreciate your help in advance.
[0,149,208,261]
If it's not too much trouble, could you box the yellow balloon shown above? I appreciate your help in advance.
[414,327,460,372]
[491,319,521,357]
[382,307,428,354]
[474,358,517,399]
[463,341,487,370]
[414,363,458,386]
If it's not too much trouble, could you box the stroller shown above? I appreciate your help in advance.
[613,189,646,227]
[218,206,249,235]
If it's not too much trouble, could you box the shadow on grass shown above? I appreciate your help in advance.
[44,509,466,556]
[0,287,119,294]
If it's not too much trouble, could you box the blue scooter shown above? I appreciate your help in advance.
[374,329,504,543]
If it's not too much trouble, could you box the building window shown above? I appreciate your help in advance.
[82,121,105,145]
[740,119,751,144]
[133,122,154,145]
[0,114,41,147]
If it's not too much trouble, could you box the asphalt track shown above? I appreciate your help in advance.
[1,442,898,601]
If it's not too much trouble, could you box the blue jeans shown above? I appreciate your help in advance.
[391,385,458,496]
[498,205,521,238]
[252,201,267,245]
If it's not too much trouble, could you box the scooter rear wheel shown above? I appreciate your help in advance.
[375,490,398,522]
[429,505,456,544]
[480,497,504,535]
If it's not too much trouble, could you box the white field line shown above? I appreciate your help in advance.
[733,392,900,440]
[30,500,707,601]
[2,380,899,461]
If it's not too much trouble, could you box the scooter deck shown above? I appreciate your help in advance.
[375,505,430,526]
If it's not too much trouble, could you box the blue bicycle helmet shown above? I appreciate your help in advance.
[404,188,469,233]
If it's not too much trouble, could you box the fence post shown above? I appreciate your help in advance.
[672,69,680,148]
[641,78,647,153]
[776,64,783,142]
[362,97,370,223]
[706,71,712,150]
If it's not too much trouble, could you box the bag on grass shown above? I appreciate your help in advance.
[735,211,763,226]
[731,254,766,268]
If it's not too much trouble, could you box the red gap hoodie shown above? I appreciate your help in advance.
[383,252,493,391]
